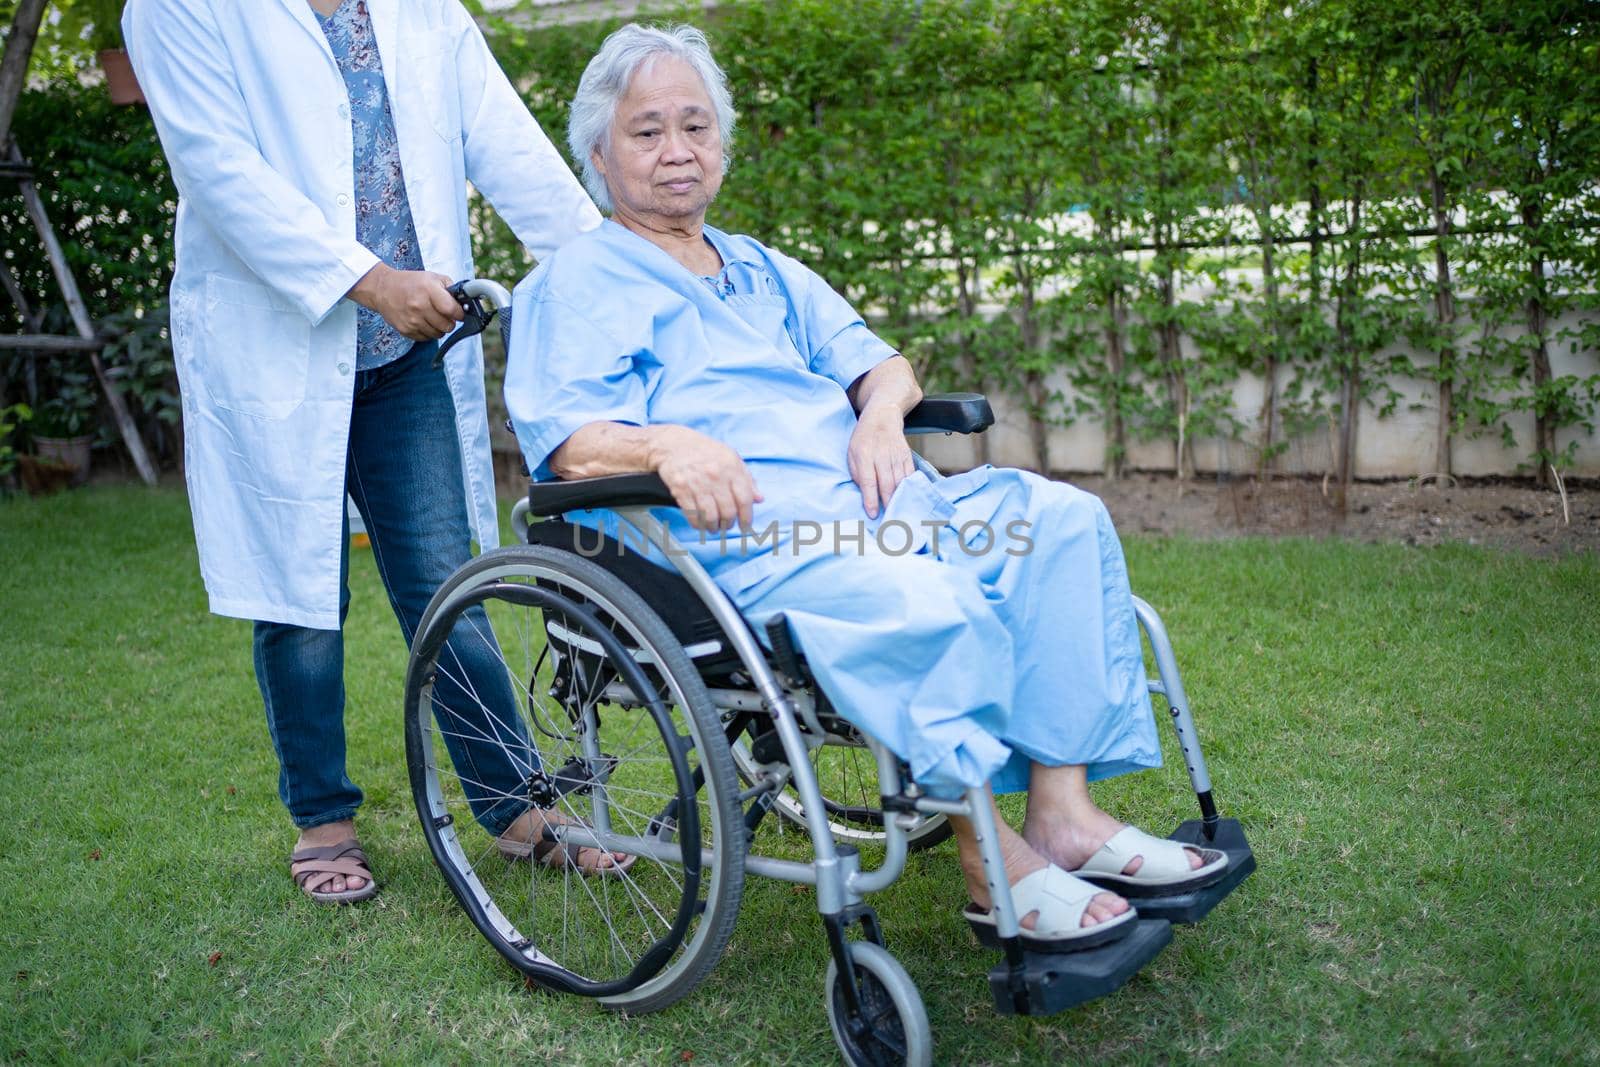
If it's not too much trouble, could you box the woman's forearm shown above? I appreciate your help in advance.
[548,421,699,480]
[848,355,923,420]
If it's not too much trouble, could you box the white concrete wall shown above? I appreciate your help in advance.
[916,306,1600,479]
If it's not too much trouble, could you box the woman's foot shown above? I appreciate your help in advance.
[294,819,367,895]
[1022,806,1208,880]
[954,809,1130,932]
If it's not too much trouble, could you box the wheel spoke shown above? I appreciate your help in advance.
[405,546,743,1011]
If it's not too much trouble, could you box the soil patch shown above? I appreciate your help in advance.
[93,459,1596,558]
[1067,472,1599,558]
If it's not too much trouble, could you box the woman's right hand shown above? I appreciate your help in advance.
[348,263,465,341]
[647,425,763,534]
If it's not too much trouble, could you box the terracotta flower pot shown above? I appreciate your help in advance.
[18,454,75,496]
[97,48,146,106]
[33,434,95,488]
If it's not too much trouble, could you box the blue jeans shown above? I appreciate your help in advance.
[252,341,532,833]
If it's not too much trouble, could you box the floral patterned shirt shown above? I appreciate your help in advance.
[317,0,425,370]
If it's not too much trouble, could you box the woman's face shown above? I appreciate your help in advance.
[596,55,724,230]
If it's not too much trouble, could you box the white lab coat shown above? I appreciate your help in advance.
[123,0,600,628]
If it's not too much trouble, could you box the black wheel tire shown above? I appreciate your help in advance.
[404,545,745,1014]
[825,941,932,1067]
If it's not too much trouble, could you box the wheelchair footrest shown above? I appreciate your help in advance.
[987,919,1172,1016]
[1118,817,1257,925]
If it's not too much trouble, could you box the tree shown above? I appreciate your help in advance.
[1473,1,1600,484]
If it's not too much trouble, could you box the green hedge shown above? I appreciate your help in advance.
[484,0,1600,483]
[1,82,178,464]
[4,0,1597,483]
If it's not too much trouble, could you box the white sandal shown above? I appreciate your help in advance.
[964,864,1137,952]
[1072,826,1228,896]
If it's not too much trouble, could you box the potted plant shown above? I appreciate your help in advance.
[60,0,144,104]
[27,369,101,488]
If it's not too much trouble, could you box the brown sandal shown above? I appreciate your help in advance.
[496,809,637,878]
[289,838,378,904]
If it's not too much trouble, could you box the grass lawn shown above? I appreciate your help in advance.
[2,484,1597,1064]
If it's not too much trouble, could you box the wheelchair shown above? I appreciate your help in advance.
[404,282,1256,1066]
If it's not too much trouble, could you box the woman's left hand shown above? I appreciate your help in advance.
[847,405,916,519]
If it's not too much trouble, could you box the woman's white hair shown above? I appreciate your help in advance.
[567,23,736,212]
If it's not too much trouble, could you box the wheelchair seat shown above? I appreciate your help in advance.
[524,518,744,680]
[522,516,918,839]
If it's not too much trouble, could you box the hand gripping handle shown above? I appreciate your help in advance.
[433,279,513,367]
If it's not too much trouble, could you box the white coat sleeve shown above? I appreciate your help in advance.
[122,0,379,324]
[441,3,602,260]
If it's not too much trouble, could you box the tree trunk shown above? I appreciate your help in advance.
[1304,203,1324,481]
[1151,91,1189,482]
[1303,56,1326,482]
[953,256,990,467]
[941,132,989,469]
[1102,277,1127,480]
[1156,260,1189,480]
[1025,373,1050,475]
[1430,168,1457,478]
[1240,119,1283,480]
[1092,207,1129,480]
[1521,194,1555,488]
[1415,55,1466,481]
[1012,251,1050,474]
[1332,73,1379,507]
[1334,189,1366,511]
[1253,199,1281,476]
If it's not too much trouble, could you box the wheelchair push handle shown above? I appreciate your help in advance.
[433,278,513,367]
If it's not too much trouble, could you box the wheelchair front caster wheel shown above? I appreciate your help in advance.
[824,942,931,1067]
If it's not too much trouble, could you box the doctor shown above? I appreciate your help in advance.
[124,0,616,903]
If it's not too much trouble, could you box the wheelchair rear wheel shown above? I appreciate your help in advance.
[731,736,952,852]
[404,546,745,1014]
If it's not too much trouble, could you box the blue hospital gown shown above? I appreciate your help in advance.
[505,220,1160,797]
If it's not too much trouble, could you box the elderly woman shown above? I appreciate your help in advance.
[504,23,1227,949]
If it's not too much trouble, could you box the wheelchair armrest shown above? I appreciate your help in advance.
[525,472,675,518]
[524,391,991,517]
[904,392,994,435]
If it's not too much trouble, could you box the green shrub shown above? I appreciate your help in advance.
[0,81,178,466]
[2,0,1595,481]
[0,401,30,488]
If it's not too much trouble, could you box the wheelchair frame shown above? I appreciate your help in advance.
[410,280,1255,1065]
